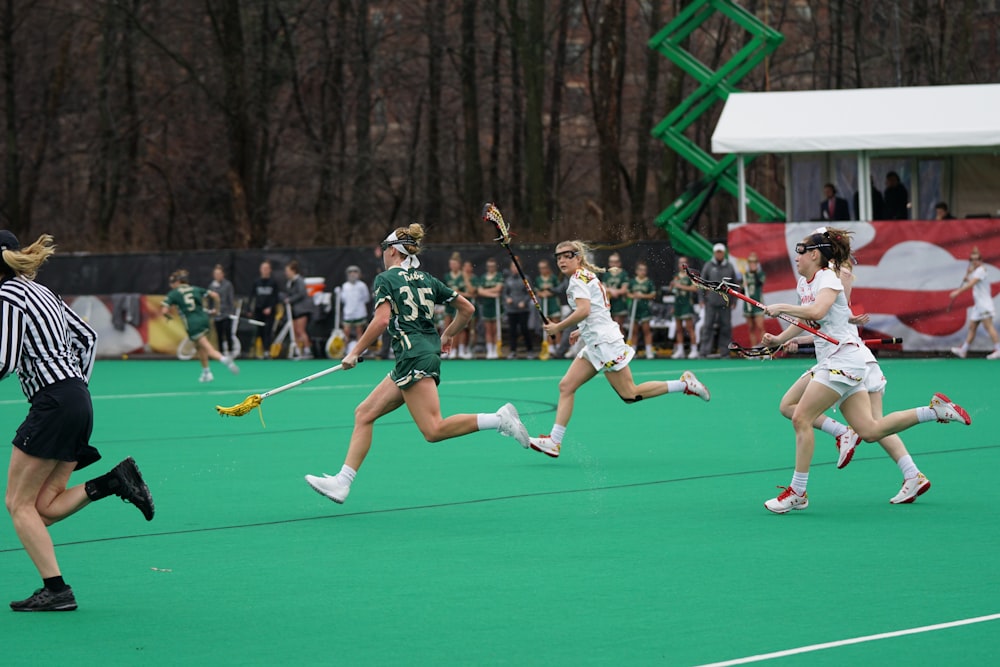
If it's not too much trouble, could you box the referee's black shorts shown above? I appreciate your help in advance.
[13,378,101,470]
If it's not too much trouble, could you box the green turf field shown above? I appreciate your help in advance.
[1,356,998,665]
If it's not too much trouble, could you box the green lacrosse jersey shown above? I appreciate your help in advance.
[165,284,212,335]
[443,270,465,317]
[374,266,457,357]
[535,273,562,319]
[601,267,630,315]
[628,276,656,321]
[671,272,694,318]
[743,268,766,316]
[478,271,504,320]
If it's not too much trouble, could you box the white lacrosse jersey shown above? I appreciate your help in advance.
[796,267,861,363]
[566,268,623,346]
[970,265,992,312]
[341,280,371,321]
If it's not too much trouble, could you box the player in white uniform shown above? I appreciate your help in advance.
[760,228,972,513]
[340,265,371,355]
[526,240,710,458]
[775,228,934,504]
[949,247,1000,359]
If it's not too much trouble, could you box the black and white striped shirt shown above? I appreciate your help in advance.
[0,276,97,400]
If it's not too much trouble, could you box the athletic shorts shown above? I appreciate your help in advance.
[13,378,101,470]
[578,338,635,373]
[863,361,888,394]
[809,345,867,399]
[390,352,442,389]
[344,318,368,326]
[673,302,694,319]
[185,312,212,340]
[970,304,996,322]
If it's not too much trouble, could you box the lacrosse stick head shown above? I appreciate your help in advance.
[728,342,779,360]
[216,394,263,417]
[482,202,511,245]
[683,264,731,306]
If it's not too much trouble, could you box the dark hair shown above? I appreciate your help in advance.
[823,182,837,194]
[806,227,853,267]
[935,201,949,210]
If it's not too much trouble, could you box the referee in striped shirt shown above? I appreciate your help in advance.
[1,231,155,612]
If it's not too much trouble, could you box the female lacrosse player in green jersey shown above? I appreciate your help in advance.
[459,260,480,358]
[627,260,657,359]
[162,270,239,382]
[477,257,504,358]
[305,224,530,504]
[742,252,766,346]
[669,257,699,359]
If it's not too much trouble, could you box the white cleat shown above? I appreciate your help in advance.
[889,473,932,504]
[305,474,350,504]
[929,393,971,425]
[836,429,860,469]
[681,371,710,401]
[528,435,560,458]
[764,486,809,514]
[496,403,530,448]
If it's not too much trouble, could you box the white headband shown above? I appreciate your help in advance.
[384,231,420,269]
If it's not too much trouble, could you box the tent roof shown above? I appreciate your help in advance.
[712,84,1000,154]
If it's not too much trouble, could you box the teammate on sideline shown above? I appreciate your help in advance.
[305,224,531,504]
[162,269,239,382]
[760,228,971,514]
[1,231,154,612]
[775,227,932,504]
[527,240,710,459]
[949,246,1000,359]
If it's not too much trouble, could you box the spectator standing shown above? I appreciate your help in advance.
[669,256,699,359]
[284,260,315,358]
[442,253,466,359]
[883,171,909,220]
[627,260,658,359]
[502,259,534,359]
[477,258,503,359]
[250,260,280,359]
[536,259,565,357]
[698,243,740,358]
[208,264,236,357]
[743,253,766,347]
[459,260,479,359]
[601,253,630,335]
[340,265,370,356]
[820,183,850,221]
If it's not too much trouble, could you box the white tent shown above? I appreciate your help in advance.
[713,84,1000,154]
[711,84,1000,221]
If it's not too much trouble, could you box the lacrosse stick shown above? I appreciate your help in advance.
[482,203,551,326]
[684,265,840,345]
[626,296,638,347]
[216,358,364,424]
[730,337,904,360]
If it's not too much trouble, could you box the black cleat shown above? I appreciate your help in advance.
[111,457,155,521]
[10,587,78,612]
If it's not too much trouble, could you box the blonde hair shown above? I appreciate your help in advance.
[1,234,56,280]
[169,269,190,285]
[391,223,425,255]
[556,240,606,274]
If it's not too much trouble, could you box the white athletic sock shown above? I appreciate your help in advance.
[897,455,919,480]
[790,471,809,495]
[478,413,501,431]
[667,380,685,393]
[338,464,357,484]
[959,342,969,352]
[916,406,937,423]
[459,344,467,355]
[820,417,848,437]
[550,424,567,445]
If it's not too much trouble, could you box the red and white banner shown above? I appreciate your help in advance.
[726,220,1000,352]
